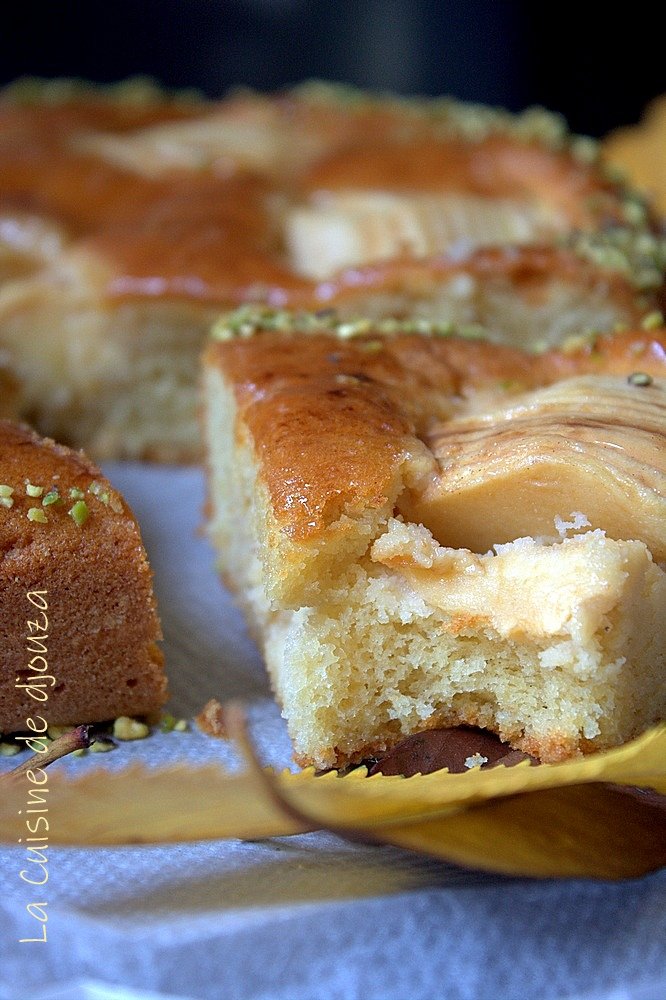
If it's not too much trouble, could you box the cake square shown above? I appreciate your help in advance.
[203,309,666,769]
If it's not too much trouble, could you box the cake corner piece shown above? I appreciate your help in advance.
[0,419,167,735]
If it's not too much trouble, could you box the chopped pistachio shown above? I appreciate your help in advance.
[113,716,150,741]
[622,198,648,226]
[25,482,44,497]
[457,324,485,340]
[108,493,123,514]
[0,484,14,497]
[635,231,660,254]
[0,496,14,509]
[293,81,571,150]
[27,508,47,523]
[628,371,653,387]
[4,74,202,110]
[641,310,664,331]
[212,306,490,345]
[570,135,598,164]
[561,331,597,354]
[88,481,111,505]
[159,713,177,733]
[90,738,116,753]
[71,748,88,757]
[357,340,383,354]
[42,489,61,507]
[0,742,20,757]
[337,319,373,339]
[68,500,89,527]
[432,322,456,337]
[88,480,122,513]
[69,487,85,500]
[160,714,189,733]
[569,227,666,290]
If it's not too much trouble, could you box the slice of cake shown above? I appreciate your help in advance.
[0,420,166,733]
[0,79,663,460]
[203,309,666,769]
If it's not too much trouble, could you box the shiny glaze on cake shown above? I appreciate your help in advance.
[206,324,666,541]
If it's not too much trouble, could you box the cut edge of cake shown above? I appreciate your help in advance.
[202,309,666,769]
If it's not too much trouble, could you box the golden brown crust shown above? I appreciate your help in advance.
[301,134,620,228]
[2,81,663,464]
[0,84,659,308]
[0,420,166,731]
[0,89,202,233]
[205,325,666,542]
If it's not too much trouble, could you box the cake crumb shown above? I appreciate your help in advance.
[554,511,591,538]
[195,698,228,739]
[464,753,489,769]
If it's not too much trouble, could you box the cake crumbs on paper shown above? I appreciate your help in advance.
[195,698,228,739]
[464,753,489,769]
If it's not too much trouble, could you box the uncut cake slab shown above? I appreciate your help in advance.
[1,79,665,461]
[203,308,666,770]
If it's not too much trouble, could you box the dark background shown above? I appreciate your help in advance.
[1,0,663,137]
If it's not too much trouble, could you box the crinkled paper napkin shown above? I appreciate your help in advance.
[1,709,665,880]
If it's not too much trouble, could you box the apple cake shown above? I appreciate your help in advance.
[0,419,166,733]
[0,79,663,460]
[203,308,666,769]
